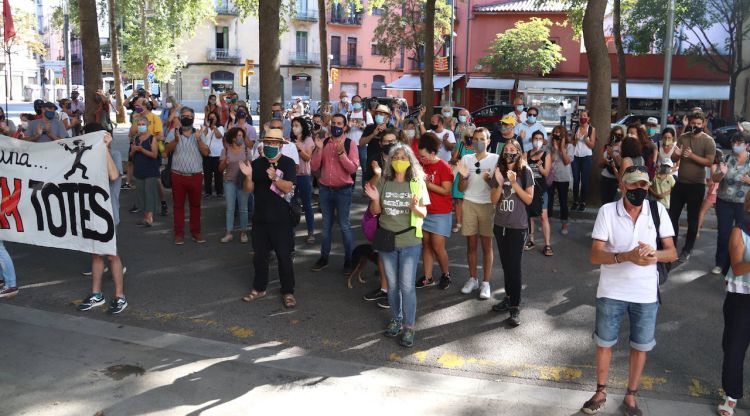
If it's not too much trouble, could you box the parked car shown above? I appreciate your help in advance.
[713,124,739,149]
[471,104,516,131]
[611,114,658,129]
[406,106,468,120]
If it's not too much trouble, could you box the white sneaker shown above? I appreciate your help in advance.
[461,277,479,294]
[479,282,491,300]
[711,266,723,275]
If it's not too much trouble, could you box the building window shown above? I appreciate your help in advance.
[331,36,341,65]
[296,31,308,55]
[483,89,510,106]
[371,75,386,98]
[371,43,386,56]
[292,73,312,98]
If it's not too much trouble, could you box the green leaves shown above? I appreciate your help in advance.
[479,17,565,79]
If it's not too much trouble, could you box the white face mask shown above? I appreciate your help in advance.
[20,121,28,129]
[292,126,302,136]
[404,130,415,139]
[533,140,543,150]
[166,103,173,109]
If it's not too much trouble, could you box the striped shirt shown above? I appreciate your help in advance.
[166,129,206,174]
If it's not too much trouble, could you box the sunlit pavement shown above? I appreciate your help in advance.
[0,124,736,415]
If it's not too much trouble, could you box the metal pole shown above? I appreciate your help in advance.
[660,0,675,128]
[448,0,455,106]
[4,52,8,115]
[63,0,72,97]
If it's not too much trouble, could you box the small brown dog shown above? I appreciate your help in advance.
[348,244,379,288]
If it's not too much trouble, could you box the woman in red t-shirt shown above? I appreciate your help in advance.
[416,132,455,289]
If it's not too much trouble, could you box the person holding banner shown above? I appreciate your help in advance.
[165,107,210,245]
[77,129,128,314]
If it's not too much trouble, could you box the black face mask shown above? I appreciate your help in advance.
[625,188,648,206]
[503,153,519,163]
[430,124,439,131]
[180,117,194,127]
[686,125,702,135]
[381,143,394,154]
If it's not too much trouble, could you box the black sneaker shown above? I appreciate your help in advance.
[108,296,128,315]
[508,308,521,327]
[438,273,451,290]
[492,297,511,313]
[376,298,390,309]
[677,251,691,263]
[160,201,168,216]
[121,182,133,190]
[416,276,436,289]
[77,293,105,311]
[310,257,328,272]
[363,289,388,301]
[571,202,579,211]
[578,203,586,212]
[343,261,354,276]
[128,205,141,214]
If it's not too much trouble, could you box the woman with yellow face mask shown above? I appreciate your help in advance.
[364,143,430,348]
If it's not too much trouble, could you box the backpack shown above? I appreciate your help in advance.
[520,164,544,218]
[323,137,357,186]
[648,200,669,289]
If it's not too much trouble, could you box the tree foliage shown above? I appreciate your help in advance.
[479,17,565,80]
[0,5,45,57]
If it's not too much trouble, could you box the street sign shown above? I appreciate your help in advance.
[147,62,155,72]
[201,77,210,87]
[147,72,155,82]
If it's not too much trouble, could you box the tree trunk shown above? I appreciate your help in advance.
[729,70,738,119]
[140,0,149,92]
[259,0,281,126]
[582,0,611,205]
[421,0,435,125]
[613,0,627,119]
[108,0,125,123]
[78,0,103,124]
[318,0,329,104]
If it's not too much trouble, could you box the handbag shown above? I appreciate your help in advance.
[288,197,302,227]
[520,167,544,218]
[649,200,669,287]
[235,146,249,188]
[373,226,415,252]
[160,153,173,188]
[362,206,378,242]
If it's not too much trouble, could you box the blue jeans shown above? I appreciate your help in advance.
[380,244,421,327]
[594,297,659,352]
[0,240,17,288]
[296,175,314,234]
[716,198,745,274]
[224,181,249,232]
[571,155,592,204]
[319,185,354,263]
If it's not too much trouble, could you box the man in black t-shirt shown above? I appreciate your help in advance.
[239,129,299,308]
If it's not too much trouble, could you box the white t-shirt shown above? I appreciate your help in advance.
[514,121,547,152]
[591,199,675,303]
[428,129,456,162]
[347,110,373,145]
[202,127,226,157]
[506,110,527,125]
[460,152,500,204]
[573,126,594,157]
[557,106,566,117]
[60,112,72,137]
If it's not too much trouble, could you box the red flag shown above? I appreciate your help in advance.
[3,0,15,44]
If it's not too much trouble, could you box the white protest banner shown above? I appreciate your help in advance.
[0,131,117,255]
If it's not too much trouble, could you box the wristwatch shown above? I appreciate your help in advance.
[614,253,621,264]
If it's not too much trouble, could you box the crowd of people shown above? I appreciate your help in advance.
[2,88,750,415]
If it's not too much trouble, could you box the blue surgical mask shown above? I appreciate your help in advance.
[647,128,657,135]
[442,111,452,118]
[734,144,746,154]
[375,114,385,125]
[527,115,537,123]
[353,102,362,110]
[331,126,344,137]
[458,115,467,123]
[515,105,524,112]
[137,125,147,133]
[264,144,280,159]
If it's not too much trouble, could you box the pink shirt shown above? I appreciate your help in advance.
[311,137,360,188]
[296,136,315,176]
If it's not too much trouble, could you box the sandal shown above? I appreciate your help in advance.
[718,395,737,416]
[282,293,297,309]
[543,245,554,256]
[581,384,607,415]
[241,290,266,302]
[623,389,642,416]
[452,223,462,233]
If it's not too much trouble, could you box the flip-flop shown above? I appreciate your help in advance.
[242,290,266,302]
[282,294,297,309]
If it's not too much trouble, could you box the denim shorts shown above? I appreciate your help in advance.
[594,297,659,352]
[423,213,452,238]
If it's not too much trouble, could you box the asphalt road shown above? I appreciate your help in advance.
[1,123,737,411]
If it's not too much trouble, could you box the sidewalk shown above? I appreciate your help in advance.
[0,304,716,416]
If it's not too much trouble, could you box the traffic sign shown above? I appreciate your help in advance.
[147,62,155,72]
[201,77,210,87]
[147,72,156,82]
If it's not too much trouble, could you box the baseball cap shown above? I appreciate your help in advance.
[646,117,658,125]
[500,114,517,127]
[622,165,650,185]
[660,159,673,168]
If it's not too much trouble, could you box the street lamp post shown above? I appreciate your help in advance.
[63,0,72,97]
[660,0,675,128]
[448,0,455,106]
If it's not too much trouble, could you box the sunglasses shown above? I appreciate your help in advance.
[527,113,538,117]
[474,161,482,174]
[624,165,648,174]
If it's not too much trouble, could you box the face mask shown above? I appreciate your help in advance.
[429,123,439,131]
[375,114,385,125]
[659,166,671,175]
[353,102,362,110]
[458,115,467,123]
[264,144,280,159]
[237,111,247,118]
[137,125,147,134]
[272,111,282,119]
[465,137,473,146]
[381,142,394,154]
[515,105,524,112]
[45,111,56,120]
[391,159,411,173]
[533,140,543,150]
[687,125,702,134]
[442,111,452,118]
[527,115,537,123]
[625,188,648,206]
[331,126,344,137]
[180,117,194,127]
[235,137,244,145]
[647,128,657,135]
[292,126,302,136]
[475,140,487,153]
[734,145,746,154]
[580,117,589,124]
[313,122,321,130]
[20,121,28,129]
[341,97,348,103]
[500,126,512,134]
[135,107,144,114]
[404,130,415,139]
[208,119,216,126]
[663,139,673,146]
[504,153,519,163]
[166,103,173,109]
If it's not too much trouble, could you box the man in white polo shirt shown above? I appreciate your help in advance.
[581,165,677,416]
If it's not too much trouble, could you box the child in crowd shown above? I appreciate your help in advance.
[651,160,676,209]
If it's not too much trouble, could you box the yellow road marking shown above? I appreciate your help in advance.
[228,326,254,339]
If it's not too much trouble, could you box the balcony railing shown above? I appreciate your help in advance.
[294,9,318,21]
[328,13,363,25]
[207,48,241,63]
[289,51,320,65]
[215,1,238,15]
[331,54,363,68]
